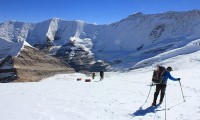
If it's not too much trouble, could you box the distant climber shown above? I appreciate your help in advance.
[100,71,104,81]
[92,72,95,79]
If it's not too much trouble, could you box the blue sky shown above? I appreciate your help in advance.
[0,0,200,24]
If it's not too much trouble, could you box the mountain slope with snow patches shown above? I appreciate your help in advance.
[1,10,200,71]
[133,39,200,69]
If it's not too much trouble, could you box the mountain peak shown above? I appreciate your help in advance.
[5,20,16,24]
[128,12,144,17]
[51,17,63,21]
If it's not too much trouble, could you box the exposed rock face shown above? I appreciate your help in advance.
[89,60,111,72]
[0,46,74,82]
[54,41,112,72]
[150,24,165,39]
[55,42,96,72]
[0,55,17,82]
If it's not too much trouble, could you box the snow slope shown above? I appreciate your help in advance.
[133,39,200,69]
[0,38,31,58]
[0,49,200,120]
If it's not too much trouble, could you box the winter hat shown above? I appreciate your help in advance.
[167,66,173,71]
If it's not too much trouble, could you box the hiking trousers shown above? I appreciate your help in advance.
[153,84,167,104]
[100,75,104,81]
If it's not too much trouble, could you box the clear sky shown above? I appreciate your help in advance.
[0,0,200,24]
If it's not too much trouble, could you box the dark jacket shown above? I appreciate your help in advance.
[100,71,104,76]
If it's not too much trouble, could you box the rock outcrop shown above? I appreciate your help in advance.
[55,42,96,72]
[0,46,74,82]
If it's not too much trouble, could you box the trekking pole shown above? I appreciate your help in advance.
[165,90,167,120]
[145,83,153,103]
[179,80,186,102]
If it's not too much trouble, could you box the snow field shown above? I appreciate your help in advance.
[0,66,200,120]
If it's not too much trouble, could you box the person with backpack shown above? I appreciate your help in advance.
[152,66,181,106]
[100,71,104,81]
[92,72,95,79]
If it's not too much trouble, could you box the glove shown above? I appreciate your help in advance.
[177,78,181,81]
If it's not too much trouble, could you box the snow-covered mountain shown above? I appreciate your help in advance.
[1,10,200,72]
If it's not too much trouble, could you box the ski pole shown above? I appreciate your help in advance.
[145,83,153,103]
[165,90,167,120]
[179,80,186,102]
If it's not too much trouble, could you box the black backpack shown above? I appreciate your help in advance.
[152,66,166,84]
